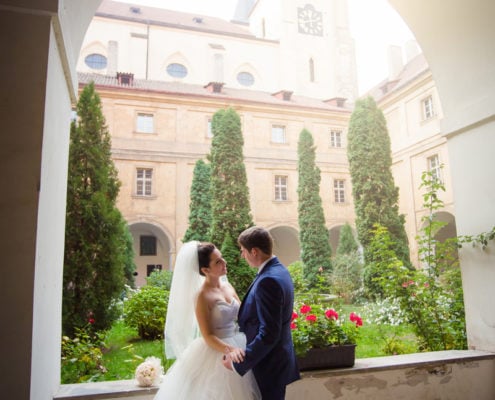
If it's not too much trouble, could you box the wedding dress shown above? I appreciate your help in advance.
[154,298,260,400]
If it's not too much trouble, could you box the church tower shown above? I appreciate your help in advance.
[235,0,358,102]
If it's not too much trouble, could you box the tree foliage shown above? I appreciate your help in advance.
[347,96,411,268]
[336,223,359,256]
[183,159,212,242]
[63,82,133,336]
[208,108,255,294]
[208,108,253,244]
[297,128,332,286]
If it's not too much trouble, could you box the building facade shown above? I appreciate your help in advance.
[77,0,359,285]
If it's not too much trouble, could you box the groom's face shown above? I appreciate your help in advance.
[240,246,258,268]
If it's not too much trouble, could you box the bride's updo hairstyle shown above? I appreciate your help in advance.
[197,242,216,276]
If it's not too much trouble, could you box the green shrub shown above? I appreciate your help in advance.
[123,286,169,340]
[147,269,173,291]
[61,326,106,383]
[288,261,310,293]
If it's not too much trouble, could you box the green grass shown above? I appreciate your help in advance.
[98,314,418,381]
[96,320,168,382]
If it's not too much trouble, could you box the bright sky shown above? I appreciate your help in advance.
[119,0,417,94]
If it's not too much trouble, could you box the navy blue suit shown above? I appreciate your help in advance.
[234,256,300,399]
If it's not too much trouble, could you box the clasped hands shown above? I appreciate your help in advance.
[222,346,245,371]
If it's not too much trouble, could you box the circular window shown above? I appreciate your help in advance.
[237,72,254,87]
[166,63,188,78]
[84,53,107,70]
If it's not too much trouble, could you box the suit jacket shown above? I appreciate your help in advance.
[234,256,300,397]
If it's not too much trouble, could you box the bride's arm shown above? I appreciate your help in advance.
[195,292,245,361]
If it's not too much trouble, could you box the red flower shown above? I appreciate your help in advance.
[324,308,339,320]
[292,311,298,321]
[300,304,311,314]
[290,322,297,330]
[349,312,363,327]
[305,314,317,322]
[88,318,95,324]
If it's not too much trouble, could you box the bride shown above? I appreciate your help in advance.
[154,241,261,400]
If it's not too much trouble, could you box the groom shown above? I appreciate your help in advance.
[223,226,300,399]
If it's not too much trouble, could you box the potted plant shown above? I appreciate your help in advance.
[291,302,363,370]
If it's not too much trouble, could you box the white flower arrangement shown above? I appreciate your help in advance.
[134,356,164,387]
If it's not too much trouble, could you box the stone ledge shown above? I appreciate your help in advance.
[54,350,495,399]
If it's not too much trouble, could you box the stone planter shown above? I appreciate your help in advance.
[297,344,356,371]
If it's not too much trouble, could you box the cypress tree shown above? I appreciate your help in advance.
[63,82,132,336]
[336,222,359,256]
[209,108,255,294]
[209,108,253,245]
[347,96,411,268]
[183,159,212,242]
[297,128,332,285]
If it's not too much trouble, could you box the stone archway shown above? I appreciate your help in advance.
[269,225,300,267]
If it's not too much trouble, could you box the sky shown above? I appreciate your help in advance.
[119,0,417,94]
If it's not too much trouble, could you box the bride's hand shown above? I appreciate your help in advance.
[224,346,245,363]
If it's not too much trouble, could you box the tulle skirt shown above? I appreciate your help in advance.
[154,332,261,400]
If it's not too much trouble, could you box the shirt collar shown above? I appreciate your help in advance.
[257,255,275,274]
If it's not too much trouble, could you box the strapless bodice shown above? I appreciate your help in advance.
[210,299,239,339]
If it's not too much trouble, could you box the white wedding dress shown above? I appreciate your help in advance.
[154,299,261,400]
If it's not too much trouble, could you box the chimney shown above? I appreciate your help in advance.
[379,79,399,95]
[116,72,134,86]
[324,97,347,108]
[204,82,224,93]
[387,45,404,80]
[272,90,293,101]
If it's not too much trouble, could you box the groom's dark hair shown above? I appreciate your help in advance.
[238,226,273,255]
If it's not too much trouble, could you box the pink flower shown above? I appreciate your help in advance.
[402,282,409,288]
[325,308,339,320]
[292,311,298,321]
[290,322,297,330]
[306,314,317,323]
[300,304,311,314]
[88,318,95,324]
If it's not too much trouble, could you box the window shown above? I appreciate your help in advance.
[136,168,152,196]
[166,63,188,78]
[140,236,157,255]
[334,179,345,203]
[271,125,286,143]
[237,72,255,87]
[274,175,288,201]
[330,129,342,148]
[207,119,213,138]
[309,58,315,82]
[136,113,154,133]
[422,95,435,120]
[428,154,442,183]
[84,53,107,70]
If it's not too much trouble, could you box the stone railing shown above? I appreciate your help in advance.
[54,350,495,400]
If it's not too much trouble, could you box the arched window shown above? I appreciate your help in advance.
[237,71,255,87]
[85,53,107,70]
[166,63,188,78]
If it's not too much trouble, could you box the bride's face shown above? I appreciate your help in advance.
[206,248,227,277]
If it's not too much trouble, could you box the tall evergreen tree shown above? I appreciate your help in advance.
[63,82,132,336]
[209,108,253,245]
[183,159,212,242]
[347,96,411,268]
[297,128,332,285]
[209,108,255,294]
[336,223,359,256]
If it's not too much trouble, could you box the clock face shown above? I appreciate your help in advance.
[298,4,323,36]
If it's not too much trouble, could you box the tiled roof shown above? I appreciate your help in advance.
[366,53,430,101]
[96,0,257,40]
[78,72,352,113]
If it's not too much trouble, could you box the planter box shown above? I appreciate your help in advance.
[297,344,356,371]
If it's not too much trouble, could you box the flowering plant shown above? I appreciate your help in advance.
[291,302,363,357]
[134,356,164,387]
